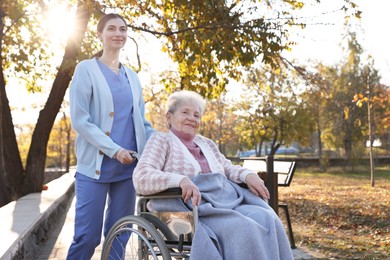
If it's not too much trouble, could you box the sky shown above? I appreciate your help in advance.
[6,0,390,125]
[283,0,390,85]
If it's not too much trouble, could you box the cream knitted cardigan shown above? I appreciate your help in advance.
[133,131,255,195]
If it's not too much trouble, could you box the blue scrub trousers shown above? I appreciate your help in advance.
[66,177,136,260]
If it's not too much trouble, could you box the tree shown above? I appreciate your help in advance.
[200,94,239,156]
[142,71,177,132]
[300,30,387,171]
[0,0,94,204]
[299,64,334,169]
[374,87,390,136]
[238,65,313,156]
[118,0,359,98]
[0,6,11,205]
[322,32,369,166]
[234,92,268,156]
[1,0,42,201]
[46,111,75,172]
[353,63,387,186]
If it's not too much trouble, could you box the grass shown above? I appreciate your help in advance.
[279,165,390,259]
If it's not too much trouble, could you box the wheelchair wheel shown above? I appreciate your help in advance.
[140,213,177,241]
[141,213,192,260]
[101,215,171,260]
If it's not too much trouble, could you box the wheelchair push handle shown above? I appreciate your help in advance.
[130,152,140,161]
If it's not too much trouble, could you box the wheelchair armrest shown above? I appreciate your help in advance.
[153,187,183,196]
[137,187,199,229]
[237,182,249,189]
[137,187,183,200]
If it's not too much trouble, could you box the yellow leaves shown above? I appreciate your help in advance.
[344,106,350,119]
[122,0,139,5]
[355,100,363,107]
[283,0,304,9]
[354,10,362,19]
[353,93,364,101]
[353,93,369,107]
[297,23,306,29]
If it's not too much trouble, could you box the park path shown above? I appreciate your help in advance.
[36,196,102,260]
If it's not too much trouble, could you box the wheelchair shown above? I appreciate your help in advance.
[101,188,198,260]
[100,180,294,259]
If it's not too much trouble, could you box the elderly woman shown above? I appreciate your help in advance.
[133,90,294,260]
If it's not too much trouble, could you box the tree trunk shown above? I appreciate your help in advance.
[256,138,264,157]
[344,128,353,164]
[23,3,92,193]
[66,123,71,173]
[62,110,71,172]
[269,128,280,156]
[1,76,25,194]
[0,7,25,201]
[315,104,324,171]
[0,8,13,205]
[0,41,11,206]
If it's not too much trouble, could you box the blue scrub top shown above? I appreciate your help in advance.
[77,60,137,183]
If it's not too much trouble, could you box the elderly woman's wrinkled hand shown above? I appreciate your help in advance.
[179,177,201,206]
[246,174,270,200]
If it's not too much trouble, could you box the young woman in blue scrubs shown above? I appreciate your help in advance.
[67,13,155,259]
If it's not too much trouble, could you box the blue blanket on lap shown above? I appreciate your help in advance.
[149,173,294,260]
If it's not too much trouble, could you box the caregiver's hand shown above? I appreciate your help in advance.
[114,148,137,164]
[179,177,201,206]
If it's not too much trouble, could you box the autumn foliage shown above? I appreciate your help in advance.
[279,166,390,259]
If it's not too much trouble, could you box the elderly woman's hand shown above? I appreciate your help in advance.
[179,177,201,206]
[246,174,270,200]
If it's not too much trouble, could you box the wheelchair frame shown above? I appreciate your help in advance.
[101,188,198,260]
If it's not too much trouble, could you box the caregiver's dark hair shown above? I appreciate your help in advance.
[97,13,127,33]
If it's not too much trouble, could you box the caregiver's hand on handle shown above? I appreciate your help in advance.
[246,174,270,200]
[114,148,137,164]
[179,177,201,206]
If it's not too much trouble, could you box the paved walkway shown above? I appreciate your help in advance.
[37,196,322,260]
[0,172,75,260]
[36,196,102,259]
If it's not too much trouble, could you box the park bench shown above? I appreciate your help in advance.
[242,157,296,248]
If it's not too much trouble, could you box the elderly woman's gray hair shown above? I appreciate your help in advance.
[166,90,206,115]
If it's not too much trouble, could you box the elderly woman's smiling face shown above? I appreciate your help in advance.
[167,102,201,136]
